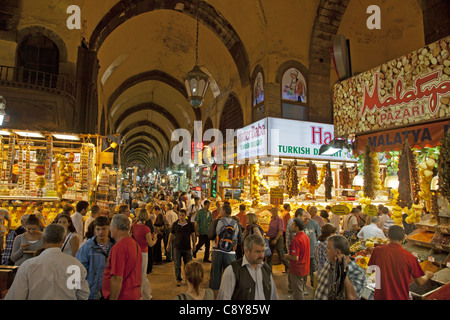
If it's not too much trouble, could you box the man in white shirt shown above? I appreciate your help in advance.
[217,234,278,300]
[327,205,341,232]
[357,216,386,240]
[187,197,203,222]
[164,202,179,262]
[5,224,90,300]
[71,201,89,241]
[83,204,101,237]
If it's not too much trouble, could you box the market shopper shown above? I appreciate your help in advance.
[76,216,117,300]
[10,214,43,266]
[164,202,178,262]
[212,201,222,220]
[102,214,142,300]
[5,224,90,300]
[167,209,196,287]
[314,223,338,274]
[315,235,366,300]
[217,234,278,300]
[208,203,243,298]
[327,205,341,232]
[368,225,434,300]
[1,214,28,265]
[58,213,80,257]
[236,204,247,229]
[71,200,89,240]
[152,206,166,264]
[243,213,264,240]
[83,204,101,238]
[174,261,214,300]
[33,201,47,230]
[342,208,361,242]
[287,208,321,290]
[266,206,290,273]
[357,216,386,240]
[193,200,213,262]
[0,208,11,260]
[309,206,325,228]
[285,219,310,300]
[187,196,203,222]
[131,209,157,300]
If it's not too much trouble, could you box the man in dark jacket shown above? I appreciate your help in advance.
[217,234,278,300]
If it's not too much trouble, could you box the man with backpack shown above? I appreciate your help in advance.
[208,203,243,298]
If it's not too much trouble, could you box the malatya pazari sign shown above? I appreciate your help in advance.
[333,36,450,137]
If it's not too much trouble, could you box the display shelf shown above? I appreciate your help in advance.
[0,196,59,201]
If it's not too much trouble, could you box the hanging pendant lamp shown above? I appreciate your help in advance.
[184,6,210,108]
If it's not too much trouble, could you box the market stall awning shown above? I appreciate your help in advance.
[352,120,449,154]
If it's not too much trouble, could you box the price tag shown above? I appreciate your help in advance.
[428,256,435,263]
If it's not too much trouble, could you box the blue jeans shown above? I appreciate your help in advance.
[209,251,236,290]
[174,248,192,281]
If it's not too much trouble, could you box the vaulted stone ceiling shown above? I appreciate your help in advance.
[3,0,441,167]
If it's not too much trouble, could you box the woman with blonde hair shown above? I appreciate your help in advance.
[131,208,157,300]
[174,261,214,300]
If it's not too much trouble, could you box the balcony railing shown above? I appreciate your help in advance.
[0,65,76,104]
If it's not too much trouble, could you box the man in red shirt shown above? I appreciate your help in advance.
[368,225,434,300]
[235,204,247,229]
[285,218,310,300]
[102,214,142,300]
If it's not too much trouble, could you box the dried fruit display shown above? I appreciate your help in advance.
[397,143,413,208]
[409,148,420,203]
[250,164,261,207]
[307,161,318,187]
[299,165,325,192]
[438,133,450,200]
[325,162,333,200]
[407,231,435,243]
[363,145,375,199]
[286,161,299,198]
[340,163,350,188]
[418,155,437,211]
[392,205,403,226]
[45,135,53,181]
[404,203,423,224]
[431,193,439,216]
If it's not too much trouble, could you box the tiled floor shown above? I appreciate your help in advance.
[147,249,314,300]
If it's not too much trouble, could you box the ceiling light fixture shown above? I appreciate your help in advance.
[184,2,210,108]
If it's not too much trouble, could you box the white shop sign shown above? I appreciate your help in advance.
[237,117,354,161]
[236,118,268,160]
[267,118,353,161]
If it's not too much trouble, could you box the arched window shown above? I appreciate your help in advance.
[219,93,243,133]
[278,62,309,121]
[251,66,265,122]
[17,34,59,88]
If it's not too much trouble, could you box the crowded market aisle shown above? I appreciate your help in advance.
[147,248,312,300]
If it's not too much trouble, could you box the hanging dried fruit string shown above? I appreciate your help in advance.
[397,141,421,208]
[17,144,23,188]
[25,144,31,191]
[286,161,299,198]
[340,163,350,189]
[44,135,53,181]
[307,161,318,188]
[6,134,16,184]
[363,144,375,199]
[438,133,450,200]
[325,161,333,200]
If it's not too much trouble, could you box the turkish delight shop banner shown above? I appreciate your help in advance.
[333,36,450,137]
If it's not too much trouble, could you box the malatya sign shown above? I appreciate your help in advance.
[333,36,450,137]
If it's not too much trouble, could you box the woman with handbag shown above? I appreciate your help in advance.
[153,206,165,264]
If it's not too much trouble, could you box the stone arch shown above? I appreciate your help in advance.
[106,70,201,122]
[16,25,68,62]
[88,0,250,87]
[308,0,350,123]
[219,92,243,133]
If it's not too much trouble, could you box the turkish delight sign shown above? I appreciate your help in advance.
[333,36,450,137]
